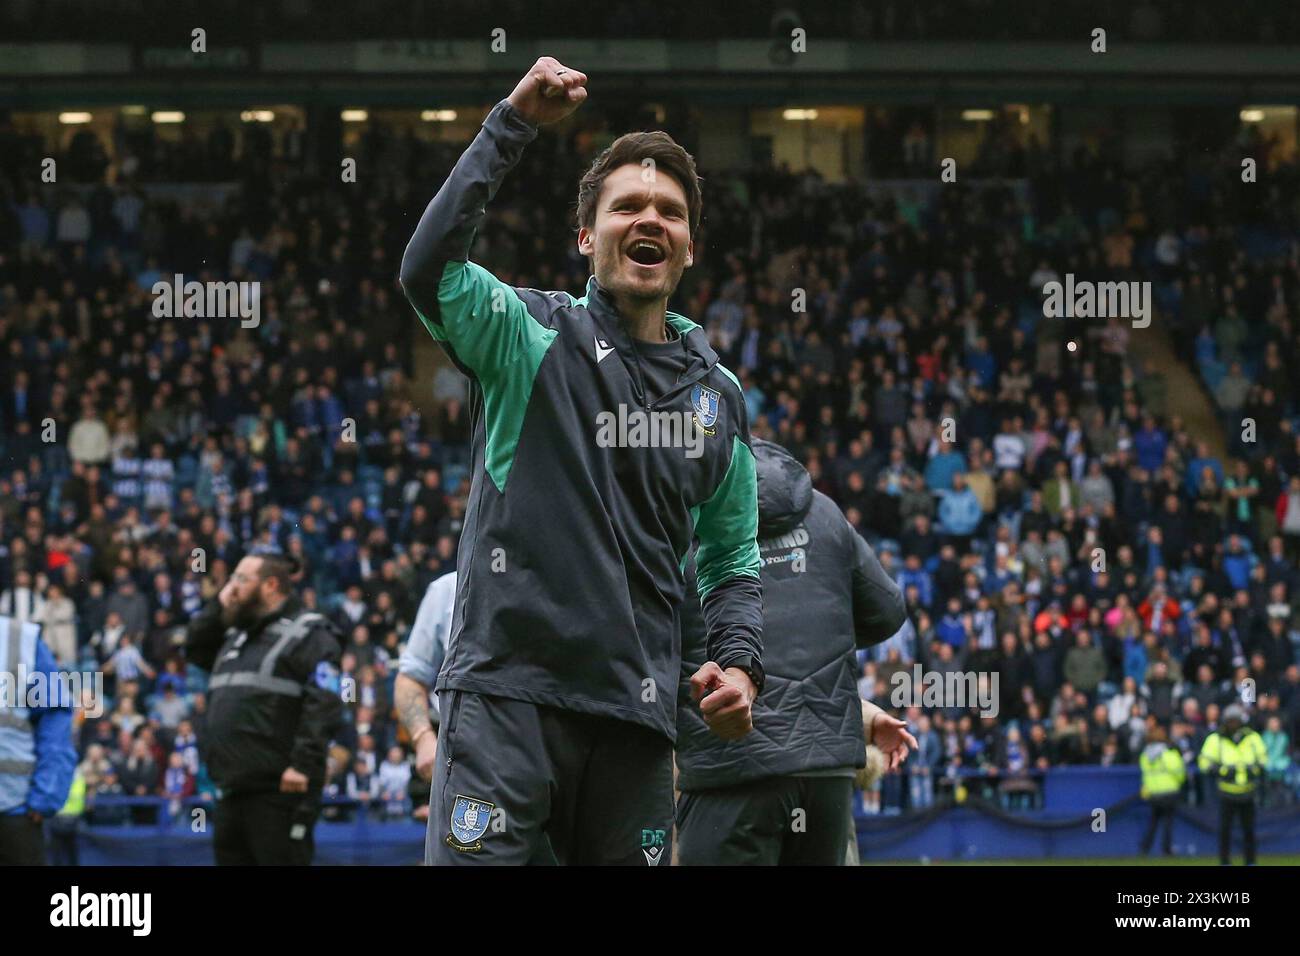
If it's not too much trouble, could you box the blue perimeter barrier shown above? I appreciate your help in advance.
[63,796,426,866]
[56,768,1300,864]
[856,767,1300,861]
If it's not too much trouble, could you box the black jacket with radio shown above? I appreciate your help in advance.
[186,597,343,796]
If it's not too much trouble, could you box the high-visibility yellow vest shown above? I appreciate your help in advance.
[1198,730,1267,796]
[57,770,86,817]
[1139,744,1186,797]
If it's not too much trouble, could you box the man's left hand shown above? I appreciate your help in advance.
[690,662,755,741]
[280,767,309,793]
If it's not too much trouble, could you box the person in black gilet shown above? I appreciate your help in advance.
[676,439,913,865]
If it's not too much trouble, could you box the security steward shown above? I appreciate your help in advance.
[1197,704,1267,866]
[1137,723,1185,857]
[187,549,343,865]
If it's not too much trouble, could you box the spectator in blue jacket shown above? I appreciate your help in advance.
[0,617,77,864]
[938,472,983,547]
[1133,416,1168,474]
[1184,441,1223,497]
[316,385,345,441]
[1222,536,1253,592]
[1123,635,1149,687]
[907,712,943,809]
[924,441,966,497]
[965,336,997,390]
[898,553,934,610]
[936,598,969,649]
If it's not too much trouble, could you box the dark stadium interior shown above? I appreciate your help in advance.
[9,0,1300,44]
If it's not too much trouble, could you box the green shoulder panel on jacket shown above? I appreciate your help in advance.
[712,361,743,395]
[692,434,761,599]
[416,261,557,493]
[666,311,698,338]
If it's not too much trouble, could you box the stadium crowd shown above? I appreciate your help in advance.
[1,103,1299,828]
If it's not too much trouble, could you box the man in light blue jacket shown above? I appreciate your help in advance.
[0,615,77,864]
[937,472,983,550]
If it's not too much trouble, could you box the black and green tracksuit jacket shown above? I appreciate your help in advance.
[398,99,763,742]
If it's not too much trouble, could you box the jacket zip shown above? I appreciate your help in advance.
[631,329,716,412]
[444,691,464,769]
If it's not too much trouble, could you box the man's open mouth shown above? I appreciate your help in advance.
[626,239,667,266]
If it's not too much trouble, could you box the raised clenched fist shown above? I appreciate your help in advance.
[506,57,587,126]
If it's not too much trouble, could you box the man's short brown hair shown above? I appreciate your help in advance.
[575,131,702,236]
[254,552,298,593]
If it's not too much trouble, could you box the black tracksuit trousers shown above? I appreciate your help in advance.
[0,814,46,865]
[676,775,854,866]
[213,790,320,866]
[1139,795,1178,856]
[1218,794,1257,865]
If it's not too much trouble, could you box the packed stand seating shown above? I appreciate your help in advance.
[1,107,1298,826]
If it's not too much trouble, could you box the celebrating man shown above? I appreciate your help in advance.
[400,58,763,865]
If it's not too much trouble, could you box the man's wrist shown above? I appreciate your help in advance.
[720,655,764,697]
[411,725,435,747]
[286,756,311,778]
[862,701,885,745]
[722,667,756,702]
[496,98,541,135]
